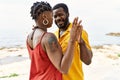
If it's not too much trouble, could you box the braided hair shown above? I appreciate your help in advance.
[30,1,52,20]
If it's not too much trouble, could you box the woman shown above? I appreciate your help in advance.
[26,1,82,80]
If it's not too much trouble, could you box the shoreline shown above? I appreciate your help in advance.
[0,43,120,49]
[0,44,120,80]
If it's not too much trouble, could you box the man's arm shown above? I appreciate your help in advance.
[79,38,93,65]
[76,23,93,65]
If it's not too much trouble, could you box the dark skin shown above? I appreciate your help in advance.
[53,8,93,65]
[79,38,93,65]
[27,11,82,73]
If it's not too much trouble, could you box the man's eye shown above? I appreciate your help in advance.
[54,15,57,18]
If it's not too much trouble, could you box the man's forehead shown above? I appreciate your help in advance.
[53,8,64,13]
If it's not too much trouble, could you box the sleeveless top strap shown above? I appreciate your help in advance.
[39,32,46,44]
[31,26,40,40]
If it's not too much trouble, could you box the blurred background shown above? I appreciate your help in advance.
[0,0,120,48]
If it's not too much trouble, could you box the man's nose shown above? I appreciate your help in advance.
[56,16,61,22]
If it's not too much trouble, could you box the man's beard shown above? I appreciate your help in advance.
[55,18,69,29]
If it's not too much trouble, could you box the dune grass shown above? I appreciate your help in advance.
[0,73,19,78]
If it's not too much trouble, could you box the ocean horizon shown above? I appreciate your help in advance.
[0,26,120,48]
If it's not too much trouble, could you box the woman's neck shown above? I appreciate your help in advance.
[34,25,47,32]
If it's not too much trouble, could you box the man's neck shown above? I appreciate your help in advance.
[58,22,70,38]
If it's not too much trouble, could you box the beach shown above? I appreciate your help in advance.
[0,44,120,80]
[0,0,120,79]
[84,44,120,80]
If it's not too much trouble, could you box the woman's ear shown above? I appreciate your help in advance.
[42,13,49,25]
[42,14,47,18]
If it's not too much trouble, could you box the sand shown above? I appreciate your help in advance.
[0,44,120,80]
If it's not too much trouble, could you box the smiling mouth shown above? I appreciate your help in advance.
[57,22,64,26]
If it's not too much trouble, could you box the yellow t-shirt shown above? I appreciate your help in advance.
[54,23,91,80]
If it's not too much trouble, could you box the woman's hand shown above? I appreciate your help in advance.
[76,21,83,44]
[70,17,83,43]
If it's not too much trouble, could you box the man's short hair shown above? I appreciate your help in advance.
[53,3,69,13]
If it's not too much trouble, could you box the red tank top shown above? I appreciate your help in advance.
[26,32,62,80]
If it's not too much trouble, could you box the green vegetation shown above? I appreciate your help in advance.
[0,73,19,78]
[118,54,120,57]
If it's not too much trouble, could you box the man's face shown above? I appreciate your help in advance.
[53,8,68,29]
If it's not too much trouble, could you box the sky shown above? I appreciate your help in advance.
[0,0,120,32]
[0,0,120,45]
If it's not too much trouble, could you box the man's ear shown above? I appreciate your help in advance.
[66,13,69,17]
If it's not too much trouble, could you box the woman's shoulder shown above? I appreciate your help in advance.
[43,32,58,43]
[45,32,56,37]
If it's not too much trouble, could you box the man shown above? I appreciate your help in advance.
[53,3,93,80]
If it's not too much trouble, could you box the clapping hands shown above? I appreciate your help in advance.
[70,17,83,43]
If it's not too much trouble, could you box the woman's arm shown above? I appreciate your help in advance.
[43,17,82,73]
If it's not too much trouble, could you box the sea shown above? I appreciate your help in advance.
[0,24,120,48]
